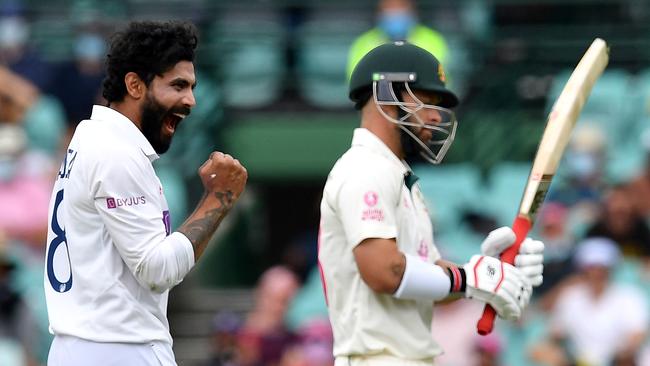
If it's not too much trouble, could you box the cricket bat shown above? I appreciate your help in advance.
[476,38,610,335]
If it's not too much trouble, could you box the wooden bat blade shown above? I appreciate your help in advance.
[519,38,609,222]
[477,38,609,336]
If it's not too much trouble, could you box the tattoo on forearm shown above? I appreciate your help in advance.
[179,190,235,256]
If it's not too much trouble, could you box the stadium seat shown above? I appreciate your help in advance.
[626,69,650,144]
[414,162,483,232]
[29,19,74,63]
[441,35,472,99]
[22,95,67,155]
[296,9,370,108]
[433,223,484,264]
[154,164,188,230]
[546,69,632,145]
[204,11,286,109]
[483,162,531,226]
[0,338,24,366]
[605,138,645,184]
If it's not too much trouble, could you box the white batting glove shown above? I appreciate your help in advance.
[463,255,532,321]
[480,226,545,287]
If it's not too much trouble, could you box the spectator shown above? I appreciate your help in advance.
[534,202,575,296]
[432,299,503,366]
[474,332,502,366]
[238,266,299,366]
[547,125,607,223]
[585,185,650,259]
[0,234,40,366]
[530,237,649,366]
[278,319,334,366]
[0,66,54,251]
[346,0,449,79]
[50,31,106,130]
[625,128,650,222]
[0,15,53,92]
[205,311,242,366]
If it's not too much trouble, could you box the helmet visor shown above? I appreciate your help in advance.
[372,73,457,164]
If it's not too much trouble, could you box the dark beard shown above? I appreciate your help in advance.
[140,94,191,155]
[140,93,172,154]
[400,126,426,164]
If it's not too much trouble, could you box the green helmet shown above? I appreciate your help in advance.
[349,41,458,108]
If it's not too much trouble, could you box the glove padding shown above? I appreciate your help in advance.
[480,226,545,287]
[463,255,532,321]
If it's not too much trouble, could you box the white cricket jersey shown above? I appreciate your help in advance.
[44,105,195,345]
[319,128,443,360]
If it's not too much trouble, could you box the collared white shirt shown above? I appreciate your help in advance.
[44,105,194,345]
[550,282,649,365]
[319,128,442,360]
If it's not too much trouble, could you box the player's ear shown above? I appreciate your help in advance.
[124,72,145,100]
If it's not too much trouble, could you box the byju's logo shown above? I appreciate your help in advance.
[106,197,117,209]
[106,196,146,209]
[162,210,171,236]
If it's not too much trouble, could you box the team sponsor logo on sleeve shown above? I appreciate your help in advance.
[361,191,384,221]
[106,196,147,209]
[417,240,429,261]
[363,191,378,206]
[106,197,116,209]
[162,210,171,236]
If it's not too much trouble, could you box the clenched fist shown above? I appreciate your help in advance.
[198,151,248,206]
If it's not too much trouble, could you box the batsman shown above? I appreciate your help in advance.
[318,41,545,365]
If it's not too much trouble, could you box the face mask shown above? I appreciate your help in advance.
[74,33,106,61]
[566,152,598,179]
[379,11,416,40]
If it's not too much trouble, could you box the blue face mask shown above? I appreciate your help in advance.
[379,11,416,40]
[567,152,598,180]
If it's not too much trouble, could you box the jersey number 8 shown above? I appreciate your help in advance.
[46,189,73,292]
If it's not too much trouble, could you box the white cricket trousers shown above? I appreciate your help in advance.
[47,335,177,366]
[335,354,435,366]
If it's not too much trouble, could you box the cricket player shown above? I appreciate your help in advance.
[44,21,247,365]
[319,41,545,365]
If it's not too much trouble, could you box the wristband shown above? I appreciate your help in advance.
[393,254,450,301]
[446,266,466,293]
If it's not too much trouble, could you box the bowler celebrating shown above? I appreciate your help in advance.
[44,21,247,365]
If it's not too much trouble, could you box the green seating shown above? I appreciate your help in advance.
[204,14,286,108]
[484,162,531,226]
[297,13,368,108]
[154,164,188,230]
[414,162,483,232]
[29,19,74,63]
[23,95,67,155]
[546,69,632,145]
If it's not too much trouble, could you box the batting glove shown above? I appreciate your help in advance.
[480,226,545,287]
[463,255,532,321]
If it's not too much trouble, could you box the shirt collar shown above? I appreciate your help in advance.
[351,128,410,176]
[90,105,159,162]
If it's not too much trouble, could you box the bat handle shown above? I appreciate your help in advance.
[476,215,532,335]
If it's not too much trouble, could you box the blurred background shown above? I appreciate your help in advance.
[1,0,650,365]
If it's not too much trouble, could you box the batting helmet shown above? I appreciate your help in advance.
[349,41,458,108]
[348,41,459,165]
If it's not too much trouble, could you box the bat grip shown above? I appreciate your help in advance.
[476,215,532,335]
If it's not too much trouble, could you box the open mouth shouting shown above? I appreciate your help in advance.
[164,111,187,135]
